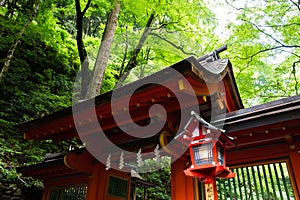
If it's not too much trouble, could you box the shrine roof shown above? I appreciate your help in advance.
[17,148,157,188]
[16,150,88,181]
[19,54,243,142]
[212,94,300,150]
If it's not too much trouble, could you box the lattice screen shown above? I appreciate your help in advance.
[217,161,296,199]
[48,184,87,200]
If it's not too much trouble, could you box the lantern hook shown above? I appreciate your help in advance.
[190,111,226,133]
[175,111,236,145]
[175,111,225,140]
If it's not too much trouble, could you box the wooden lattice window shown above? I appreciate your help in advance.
[48,184,87,200]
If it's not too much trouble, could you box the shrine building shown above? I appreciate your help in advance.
[17,46,300,199]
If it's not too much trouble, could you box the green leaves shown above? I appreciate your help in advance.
[136,157,171,199]
[225,0,300,106]
[0,1,80,185]
[0,3,80,121]
[0,123,76,184]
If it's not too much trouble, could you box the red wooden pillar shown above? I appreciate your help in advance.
[42,186,49,200]
[171,158,195,200]
[289,146,300,198]
[86,163,106,200]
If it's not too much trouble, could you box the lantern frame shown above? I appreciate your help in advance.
[189,138,227,167]
[184,129,235,183]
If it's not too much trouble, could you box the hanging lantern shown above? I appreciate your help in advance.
[179,111,235,184]
[184,129,235,183]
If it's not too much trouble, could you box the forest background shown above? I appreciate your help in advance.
[0,0,299,199]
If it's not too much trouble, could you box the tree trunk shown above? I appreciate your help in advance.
[75,0,91,99]
[114,13,155,89]
[85,2,121,99]
[0,0,42,80]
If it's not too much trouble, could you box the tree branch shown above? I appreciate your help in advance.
[124,13,155,73]
[119,26,129,79]
[237,45,299,61]
[289,0,300,12]
[0,0,42,79]
[114,13,155,88]
[82,0,92,15]
[75,0,87,64]
[149,32,197,56]
[151,16,185,31]
[224,0,251,12]
[292,60,300,95]
[257,23,300,28]
[237,19,300,62]
[241,19,284,46]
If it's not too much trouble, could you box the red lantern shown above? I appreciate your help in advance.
[176,111,235,199]
[184,127,235,183]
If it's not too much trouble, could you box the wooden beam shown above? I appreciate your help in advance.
[227,142,291,166]
[64,149,96,173]
[23,71,225,141]
[227,125,300,150]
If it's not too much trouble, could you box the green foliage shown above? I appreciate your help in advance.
[0,123,77,185]
[0,0,80,185]
[0,7,79,122]
[54,0,110,38]
[103,0,221,85]
[224,0,300,106]
[136,157,171,200]
[100,65,119,93]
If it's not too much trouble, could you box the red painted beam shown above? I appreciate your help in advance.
[227,123,300,150]
[25,94,207,141]
[24,73,224,141]
[227,142,291,166]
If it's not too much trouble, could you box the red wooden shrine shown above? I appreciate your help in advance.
[17,47,300,199]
